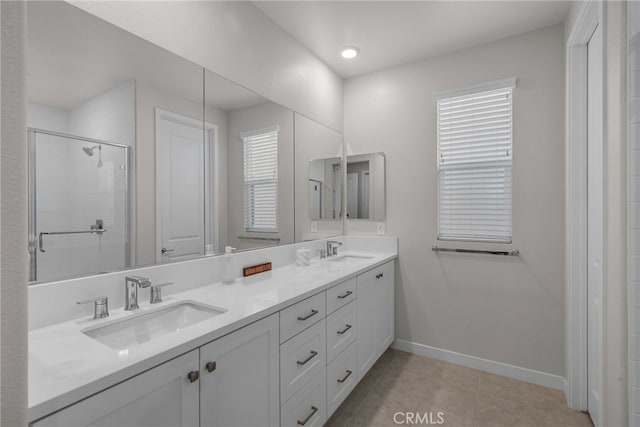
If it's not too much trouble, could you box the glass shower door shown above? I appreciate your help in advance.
[29,130,130,282]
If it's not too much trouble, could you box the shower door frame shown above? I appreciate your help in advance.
[27,128,132,282]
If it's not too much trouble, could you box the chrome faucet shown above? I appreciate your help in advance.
[124,276,151,311]
[326,240,342,257]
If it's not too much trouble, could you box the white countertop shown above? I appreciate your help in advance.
[28,251,397,422]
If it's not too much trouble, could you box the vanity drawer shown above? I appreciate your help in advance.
[326,278,356,314]
[280,371,326,427]
[326,300,357,363]
[326,341,357,418]
[280,319,326,403]
[280,292,326,343]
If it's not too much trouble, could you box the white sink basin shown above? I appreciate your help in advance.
[83,301,226,350]
[329,254,374,262]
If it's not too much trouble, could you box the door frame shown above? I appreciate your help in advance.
[566,0,603,417]
[154,108,218,262]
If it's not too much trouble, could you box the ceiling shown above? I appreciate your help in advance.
[27,2,265,112]
[254,1,573,78]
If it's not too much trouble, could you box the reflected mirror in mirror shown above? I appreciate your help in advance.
[308,157,342,221]
[295,114,343,241]
[27,1,205,282]
[346,153,386,221]
[205,70,295,252]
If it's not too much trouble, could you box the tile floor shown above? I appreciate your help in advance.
[327,349,593,427]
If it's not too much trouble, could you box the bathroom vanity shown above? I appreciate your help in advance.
[28,238,397,426]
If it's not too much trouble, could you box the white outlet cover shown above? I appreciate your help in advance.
[310,221,318,232]
[377,223,385,235]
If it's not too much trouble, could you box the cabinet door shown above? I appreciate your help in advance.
[356,261,395,380]
[376,261,395,355]
[356,267,378,379]
[33,350,199,427]
[200,313,280,427]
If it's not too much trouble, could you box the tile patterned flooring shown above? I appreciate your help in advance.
[327,349,593,427]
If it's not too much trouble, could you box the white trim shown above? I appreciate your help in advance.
[565,0,602,415]
[392,339,565,391]
[433,77,516,100]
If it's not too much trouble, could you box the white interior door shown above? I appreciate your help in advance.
[156,109,205,263]
[587,23,603,427]
[347,172,358,219]
[309,179,321,220]
[332,164,341,219]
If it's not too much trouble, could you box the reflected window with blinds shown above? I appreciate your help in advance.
[242,126,279,233]
[436,79,515,243]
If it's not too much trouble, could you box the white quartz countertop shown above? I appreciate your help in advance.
[28,251,397,422]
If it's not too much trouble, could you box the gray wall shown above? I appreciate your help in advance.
[344,24,566,376]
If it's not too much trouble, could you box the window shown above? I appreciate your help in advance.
[242,127,279,232]
[436,79,515,243]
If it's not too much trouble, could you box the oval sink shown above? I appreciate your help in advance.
[83,301,226,350]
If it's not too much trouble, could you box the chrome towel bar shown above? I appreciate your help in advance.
[432,245,519,256]
[238,236,281,242]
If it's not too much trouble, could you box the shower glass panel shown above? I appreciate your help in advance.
[29,129,130,282]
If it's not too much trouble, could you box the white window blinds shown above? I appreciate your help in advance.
[243,127,279,232]
[437,83,514,243]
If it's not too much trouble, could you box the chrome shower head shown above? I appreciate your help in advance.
[82,146,98,156]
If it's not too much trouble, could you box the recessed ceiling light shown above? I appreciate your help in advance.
[340,46,359,59]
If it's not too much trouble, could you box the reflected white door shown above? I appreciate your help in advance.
[309,179,321,220]
[361,171,370,219]
[156,109,205,263]
[347,172,358,219]
[587,23,603,427]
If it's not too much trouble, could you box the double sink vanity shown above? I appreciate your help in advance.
[28,237,398,426]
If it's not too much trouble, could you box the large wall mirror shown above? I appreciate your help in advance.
[26,1,343,284]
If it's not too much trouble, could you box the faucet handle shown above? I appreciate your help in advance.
[76,296,109,319]
[150,282,173,304]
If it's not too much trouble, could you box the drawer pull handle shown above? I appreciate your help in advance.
[337,370,353,383]
[297,406,318,426]
[337,324,352,335]
[337,290,353,299]
[206,361,217,373]
[297,309,319,321]
[187,370,199,383]
[297,350,318,366]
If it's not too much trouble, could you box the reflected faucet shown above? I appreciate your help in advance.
[124,276,151,311]
[327,240,342,257]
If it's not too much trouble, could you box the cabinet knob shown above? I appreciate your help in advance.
[206,361,217,373]
[187,370,199,383]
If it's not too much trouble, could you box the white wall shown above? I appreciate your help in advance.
[0,1,28,424]
[68,1,343,132]
[345,25,565,376]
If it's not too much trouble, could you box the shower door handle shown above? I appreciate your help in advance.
[161,247,174,255]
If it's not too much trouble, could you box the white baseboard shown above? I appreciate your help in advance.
[391,339,566,391]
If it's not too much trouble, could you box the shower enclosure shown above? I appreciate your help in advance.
[28,129,131,282]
